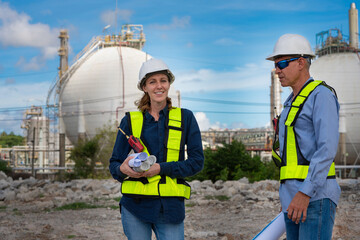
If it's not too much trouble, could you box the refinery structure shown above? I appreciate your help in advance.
[0,3,359,178]
[2,24,181,175]
[310,3,360,177]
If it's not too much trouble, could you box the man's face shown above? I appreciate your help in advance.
[274,56,301,88]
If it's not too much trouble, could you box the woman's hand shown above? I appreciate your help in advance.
[120,156,143,178]
[141,163,161,178]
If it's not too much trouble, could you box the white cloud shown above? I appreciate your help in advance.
[230,121,247,129]
[214,38,242,46]
[5,78,15,85]
[100,9,133,26]
[194,112,211,131]
[210,121,228,130]
[150,16,191,30]
[0,81,49,108]
[0,113,24,135]
[0,80,49,135]
[174,60,273,93]
[0,1,59,71]
[16,56,45,71]
[194,112,245,131]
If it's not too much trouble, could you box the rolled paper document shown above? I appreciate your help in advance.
[129,158,141,167]
[147,155,156,165]
[130,152,148,161]
[128,152,158,172]
[128,152,148,168]
[252,212,285,240]
[133,160,151,172]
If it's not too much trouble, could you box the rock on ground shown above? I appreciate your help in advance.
[0,174,359,240]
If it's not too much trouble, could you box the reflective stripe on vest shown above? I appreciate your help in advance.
[272,80,336,181]
[120,107,191,199]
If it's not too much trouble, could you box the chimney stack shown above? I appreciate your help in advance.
[349,3,359,49]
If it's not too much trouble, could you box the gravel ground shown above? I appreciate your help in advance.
[0,181,359,240]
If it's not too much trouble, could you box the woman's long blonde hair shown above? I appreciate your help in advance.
[135,94,172,112]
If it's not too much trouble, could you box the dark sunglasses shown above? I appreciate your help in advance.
[275,57,300,70]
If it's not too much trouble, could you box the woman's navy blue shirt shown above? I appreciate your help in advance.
[109,106,204,224]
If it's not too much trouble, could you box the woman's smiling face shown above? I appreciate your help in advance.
[142,73,170,106]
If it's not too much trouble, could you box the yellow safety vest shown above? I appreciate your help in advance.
[272,80,336,181]
[121,107,191,199]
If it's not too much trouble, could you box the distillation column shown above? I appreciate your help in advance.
[58,30,69,168]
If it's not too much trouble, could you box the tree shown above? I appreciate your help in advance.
[187,140,279,183]
[68,122,118,179]
[93,122,118,177]
[0,131,24,147]
[70,138,99,179]
[0,160,11,174]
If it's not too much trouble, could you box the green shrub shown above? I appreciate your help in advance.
[70,139,99,179]
[67,123,117,180]
[186,140,279,183]
[0,131,24,147]
[0,160,11,175]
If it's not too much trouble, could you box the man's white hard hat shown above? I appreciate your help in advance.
[138,58,175,91]
[266,34,316,61]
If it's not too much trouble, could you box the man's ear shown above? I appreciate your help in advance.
[298,57,307,70]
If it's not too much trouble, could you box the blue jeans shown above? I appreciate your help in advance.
[284,198,336,240]
[121,205,184,240]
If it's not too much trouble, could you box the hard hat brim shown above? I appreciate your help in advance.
[266,53,316,61]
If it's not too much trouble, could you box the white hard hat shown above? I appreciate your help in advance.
[266,34,315,61]
[138,58,175,91]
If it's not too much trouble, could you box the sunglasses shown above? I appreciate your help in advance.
[274,57,300,70]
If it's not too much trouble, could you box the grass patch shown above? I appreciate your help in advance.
[109,205,119,210]
[113,197,121,202]
[204,195,230,201]
[55,202,100,211]
[67,235,76,239]
[185,203,196,207]
[0,206,7,210]
[12,208,22,216]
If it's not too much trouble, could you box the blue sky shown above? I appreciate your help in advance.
[0,0,358,134]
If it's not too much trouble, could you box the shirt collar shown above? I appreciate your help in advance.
[144,105,169,121]
[285,77,314,105]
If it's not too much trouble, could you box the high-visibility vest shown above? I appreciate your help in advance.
[121,107,191,199]
[272,80,336,181]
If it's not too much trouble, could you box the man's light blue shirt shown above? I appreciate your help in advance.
[278,78,341,213]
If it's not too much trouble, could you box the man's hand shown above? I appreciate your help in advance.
[120,156,143,178]
[287,191,310,224]
[141,163,160,178]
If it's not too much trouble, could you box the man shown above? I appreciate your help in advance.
[267,34,341,240]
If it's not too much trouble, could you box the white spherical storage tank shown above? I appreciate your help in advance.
[59,46,179,144]
[310,52,360,165]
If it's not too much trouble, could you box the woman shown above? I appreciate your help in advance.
[109,58,204,240]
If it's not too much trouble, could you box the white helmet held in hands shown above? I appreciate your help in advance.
[266,34,316,61]
[138,58,175,91]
